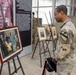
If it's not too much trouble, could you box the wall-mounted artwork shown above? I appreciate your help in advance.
[0,0,13,28]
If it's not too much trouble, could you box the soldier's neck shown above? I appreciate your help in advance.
[62,16,68,23]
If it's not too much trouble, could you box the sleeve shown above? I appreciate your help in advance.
[59,29,70,44]
[57,29,74,59]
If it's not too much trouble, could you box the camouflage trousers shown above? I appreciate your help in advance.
[56,59,75,75]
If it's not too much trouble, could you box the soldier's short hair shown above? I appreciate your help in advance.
[56,5,67,15]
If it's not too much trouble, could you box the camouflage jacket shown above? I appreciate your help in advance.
[55,19,76,70]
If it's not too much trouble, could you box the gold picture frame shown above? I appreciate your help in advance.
[50,26,57,40]
[37,26,47,41]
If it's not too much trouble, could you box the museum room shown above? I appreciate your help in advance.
[0,0,76,75]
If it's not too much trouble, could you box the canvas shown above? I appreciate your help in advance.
[37,26,47,41]
[50,26,57,40]
[0,26,22,63]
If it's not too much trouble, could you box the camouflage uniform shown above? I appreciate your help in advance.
[55,19,76,75]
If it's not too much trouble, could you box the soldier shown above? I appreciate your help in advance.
[54,5,76,75]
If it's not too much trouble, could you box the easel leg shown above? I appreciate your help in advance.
[52,40,57,56]
[0,64,3,75]
[45,40,51,57]
[39,42,42,67]
[8,61,11,75]
[41,41,47,68]
[42,41,46,57]
[12,58,17,73]
[17,56,25,75]
[32,39,39,58]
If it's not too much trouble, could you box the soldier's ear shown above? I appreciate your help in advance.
[60,11,64,15]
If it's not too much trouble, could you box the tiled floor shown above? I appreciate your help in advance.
[1,41,53,75]
[1,41,76,75]
[1,52,53,75]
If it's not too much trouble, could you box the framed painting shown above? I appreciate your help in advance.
[37,26,47,41]
[0,0,14,28]
[50,26,57,40]
[0,26,22,63]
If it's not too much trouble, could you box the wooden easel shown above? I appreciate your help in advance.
[0,55,25,75]
[32,35,52,67]
[0,4,25,75]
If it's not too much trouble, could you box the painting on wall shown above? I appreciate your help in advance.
[0,0,13,28]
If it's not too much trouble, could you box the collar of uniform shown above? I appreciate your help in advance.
[60,19,71,29]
